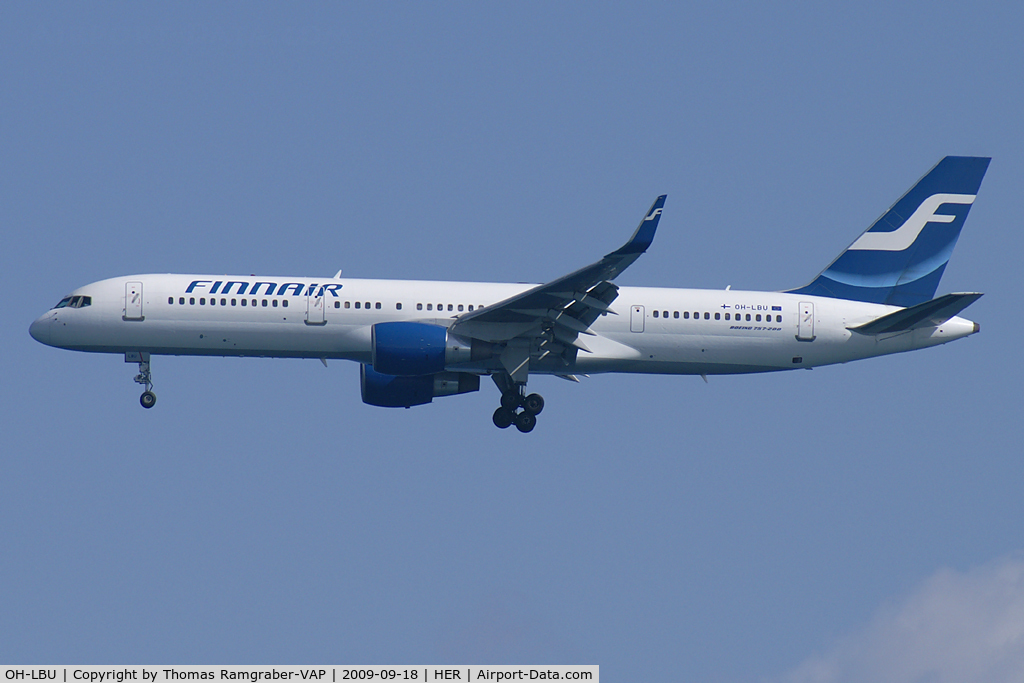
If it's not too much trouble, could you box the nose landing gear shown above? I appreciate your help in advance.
[128,352,156,409]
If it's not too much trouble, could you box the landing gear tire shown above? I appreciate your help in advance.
[523,393,544,415]
[132,354,156,409]
[515,411,537,433]
[493,406,515,429]
[500,392,522,411]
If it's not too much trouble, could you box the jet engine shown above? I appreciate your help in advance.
[370,321,475,376]
[360,364,480,408]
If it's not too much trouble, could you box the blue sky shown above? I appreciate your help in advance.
[3,3,1024,680]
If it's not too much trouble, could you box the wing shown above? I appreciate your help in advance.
[450,195,666,381]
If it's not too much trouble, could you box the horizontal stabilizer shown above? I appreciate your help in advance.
[849,292,983,335]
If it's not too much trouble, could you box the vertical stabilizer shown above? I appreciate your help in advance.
[788,156,989,307]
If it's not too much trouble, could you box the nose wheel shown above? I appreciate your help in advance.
[130,353,156,409]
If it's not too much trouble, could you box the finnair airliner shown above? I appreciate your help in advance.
[30,157,989,432]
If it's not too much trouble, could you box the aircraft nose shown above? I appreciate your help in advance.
[29,314,51,345]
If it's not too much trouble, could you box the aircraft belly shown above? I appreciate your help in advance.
[578,331,796,374]
[68,318,372,361]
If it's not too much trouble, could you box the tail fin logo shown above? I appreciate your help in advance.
[848,193,976,252]
[644,208,663,221]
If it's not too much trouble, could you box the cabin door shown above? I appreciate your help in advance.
[124,281,144,320]
[797,302,815,341]
[306,288,326,325]
[630,305,645,333]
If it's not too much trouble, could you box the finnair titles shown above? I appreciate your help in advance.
[30,157,990,433]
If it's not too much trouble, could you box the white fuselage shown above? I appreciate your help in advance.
[29,274,979,375]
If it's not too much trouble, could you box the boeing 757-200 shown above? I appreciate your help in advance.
[30,157,989,433]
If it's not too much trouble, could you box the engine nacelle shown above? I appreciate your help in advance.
[371,321,473,376]
[360,365,480,408]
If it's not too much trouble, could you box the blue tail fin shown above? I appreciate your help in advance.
[787,156,990,307]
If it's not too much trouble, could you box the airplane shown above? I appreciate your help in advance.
[30,156,989,433]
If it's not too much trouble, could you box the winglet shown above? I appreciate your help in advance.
[609,195,667,256]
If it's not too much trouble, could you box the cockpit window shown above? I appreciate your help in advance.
[53,295,92,310]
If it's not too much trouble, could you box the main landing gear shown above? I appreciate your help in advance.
[491,375,544,433]
[130,352,156,409]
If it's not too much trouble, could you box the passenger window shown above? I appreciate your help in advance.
[756,314,761,321]
[200,298,206,305]
[334,301,340,308]
[242,299,247,306]
[365,302,371,309]
[283,300,288,308]
[653,310,659,318]
[376,302,381,309]
[232,299,237,306]
[179,297,185,305]
[468,305,474,311]
[458,304,463,311]
[447,304,453,311]
[190,297,196,305]
[673,311,679,319]
[715,312,721,320]
[251,299,257,307]
[355,301,361,309]
[168,297,173,305]
[262,300,268,307]
[746,314,751,321]
[725,313,730,320]
[427,304,432,311]
[397,303,402,310]
[704,312,710,320]
[220,298,225,306]
[777,315,783,323]
[345,301,351,309]
[683,311,689,319]
[273,300,278,307]
[417,303,423,310]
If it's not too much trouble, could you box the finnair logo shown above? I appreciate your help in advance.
[849,193,976,252]
[645,208,663,221]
